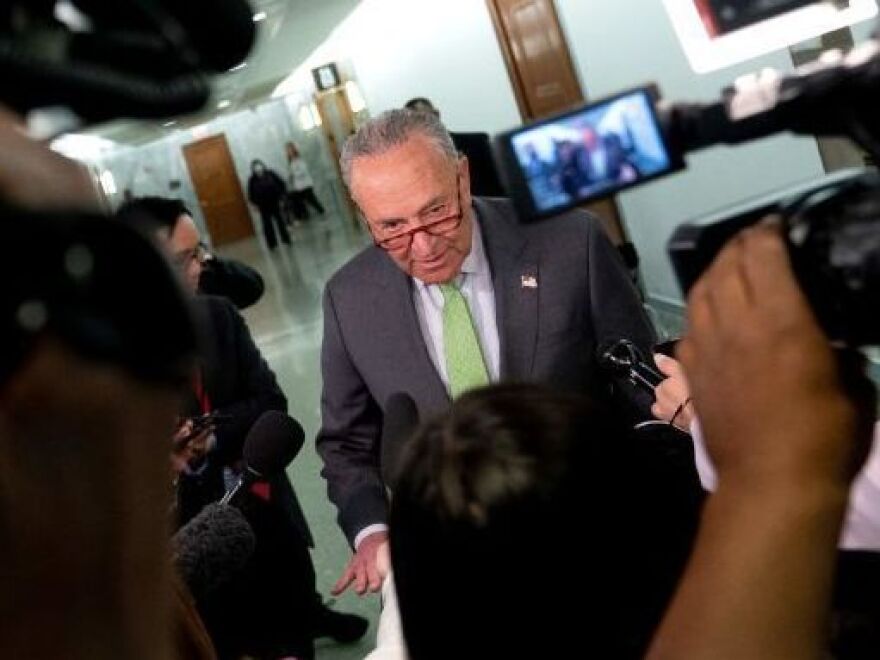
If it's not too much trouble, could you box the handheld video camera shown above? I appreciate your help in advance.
[0,0,255,121]
[0,0,256,386]
[494,34,880,345]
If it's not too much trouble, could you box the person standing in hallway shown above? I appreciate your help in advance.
[317,108,655,597]
[286,141,326,222]
[247,159,291,250]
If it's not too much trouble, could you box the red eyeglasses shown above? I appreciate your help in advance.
[370,176,464,251]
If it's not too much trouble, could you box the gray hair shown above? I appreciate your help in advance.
[340,108,459,191]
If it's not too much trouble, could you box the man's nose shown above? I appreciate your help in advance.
[410,229,439,256]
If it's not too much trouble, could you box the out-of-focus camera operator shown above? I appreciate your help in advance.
[0,151,200,659]
[0,1,263,658]
[647,222,877,659]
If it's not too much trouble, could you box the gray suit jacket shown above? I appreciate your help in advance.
[318,197,656,544]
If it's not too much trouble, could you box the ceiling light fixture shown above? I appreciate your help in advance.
[217,100,231,109]
[100,170,117,195]
[229,62,248,72]
[252,11,267,22]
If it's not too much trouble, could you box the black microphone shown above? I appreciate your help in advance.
[381,393,420,491]
[0,0,256,120]
[598,339,664,394]
[220,410,305,506]
[172,502,256,602]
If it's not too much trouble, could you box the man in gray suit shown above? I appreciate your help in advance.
[318,109,655,596]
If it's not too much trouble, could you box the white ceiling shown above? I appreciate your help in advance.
[88,0,361,145]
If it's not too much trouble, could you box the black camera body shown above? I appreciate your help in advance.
[669,169,880,345]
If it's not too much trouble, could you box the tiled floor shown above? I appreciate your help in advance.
[217,213,380,660]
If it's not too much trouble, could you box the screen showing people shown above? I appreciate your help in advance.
[510,89,674,215]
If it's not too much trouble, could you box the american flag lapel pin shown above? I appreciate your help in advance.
[521,274,538,289]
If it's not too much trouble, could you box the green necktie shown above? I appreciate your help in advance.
[439,282,490,398]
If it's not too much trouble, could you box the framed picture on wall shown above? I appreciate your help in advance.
[312,63,341,91]
[662,0,878,72]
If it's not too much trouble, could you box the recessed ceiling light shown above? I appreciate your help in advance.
[229,62,247,72]
[252,11,267,22]
[217,100,231,109]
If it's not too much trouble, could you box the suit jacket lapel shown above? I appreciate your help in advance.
[376,256,450,409]
[475,199,538,382]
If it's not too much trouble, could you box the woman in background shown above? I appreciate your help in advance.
[285,142,325,222]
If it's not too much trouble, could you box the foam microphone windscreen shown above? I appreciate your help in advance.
[157,0,257,72]
[381,393,420,491]
[172,503,256,602]
[242,410,305,477]
[72,0,257,72]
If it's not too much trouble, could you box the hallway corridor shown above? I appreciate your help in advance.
[217,215,379,660]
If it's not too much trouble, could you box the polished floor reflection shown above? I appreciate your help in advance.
[217,214,379,660]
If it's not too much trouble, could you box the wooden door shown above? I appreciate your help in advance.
[486,0,627,244]
[315,87,359,223]
[182,135,254,246]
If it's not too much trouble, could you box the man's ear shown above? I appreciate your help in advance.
[459,155,473,202]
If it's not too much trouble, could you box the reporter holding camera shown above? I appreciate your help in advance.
[647,225,876,659]
[0,100,205,660]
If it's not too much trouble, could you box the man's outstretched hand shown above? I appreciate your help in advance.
[332,531,389,596]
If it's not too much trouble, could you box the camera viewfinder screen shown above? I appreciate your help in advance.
[510,90,673,214]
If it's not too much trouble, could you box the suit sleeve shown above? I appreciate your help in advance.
[585,217,657,357]
[212,303,288,463]
[317,285,387,547]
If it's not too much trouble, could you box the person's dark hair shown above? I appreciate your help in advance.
[251,159,266,171]
[116,196,191,235]
[390,385,619,658]
[393,385,582,526]
[403,97,435,112]
[390,384,703,659]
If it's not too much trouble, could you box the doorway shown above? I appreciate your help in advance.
[183,135,255,246]
[314,85,360,224]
